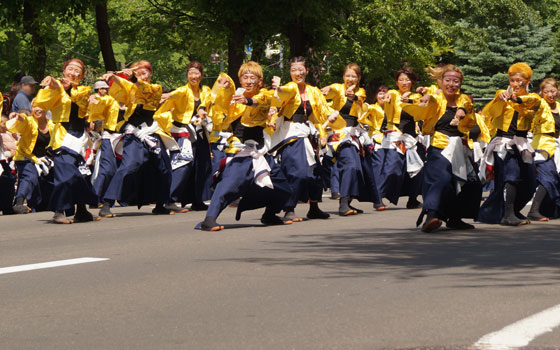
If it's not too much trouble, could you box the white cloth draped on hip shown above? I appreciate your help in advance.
[270,116,317,167]
[381,130,424,178]
[479,135,534,183]
[439,136,475,194]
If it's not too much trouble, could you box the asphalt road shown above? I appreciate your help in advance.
[1,198,560,350]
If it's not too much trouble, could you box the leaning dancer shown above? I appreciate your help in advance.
[199,61,291,231]
[99,60,179,217]
[35,58,99,224]
[478,62,541,226]
[268,56,338,222]
[403,65,481,232]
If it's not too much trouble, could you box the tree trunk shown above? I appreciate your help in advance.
[95,1,118,71]
[227,24,246,87]
[23,0,46,79]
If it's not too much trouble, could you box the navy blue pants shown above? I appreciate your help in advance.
[422,147,481,221]
[478,148,536,224]
[535,157,560,218]
[278,138,323,208]
[336,143,361,198]
[104,134,171,207]
[193,132,213,203]
[359,147,382,204]
[92,139,118,199]
[375,146,423,204]
[15,160,41,208]
[49,148,98,212]
[206,155,292,219]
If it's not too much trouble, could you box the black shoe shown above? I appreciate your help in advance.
[406,199,423,209]
[152,206,175,215]
[73,210,100,223]
[307,207,330,219]
[261,214,292,225]
[191,202,209,211]
[446,219,475,230]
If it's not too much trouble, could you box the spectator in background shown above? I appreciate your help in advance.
[11,75,38,113]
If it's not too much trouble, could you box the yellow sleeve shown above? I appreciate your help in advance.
[356,87,366,104]
[108,78,135,106]
[532,101,556,135]
[271,82,298,108]
[310,87,334,138]
[33,85,64,112]
[383,90,400,125]
[200,85,212,110]
[88,95,108,122]
[0,92,2,116]
[457,94,476,134]
[481,90,507,123]
[155,86,185,116]
[402,95,438,122]
[324,83,342,100]
[6,114,32,134]
[153,111,173,133]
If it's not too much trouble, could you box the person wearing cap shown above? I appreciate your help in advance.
[88,80,120,208]
[478,62,545,226]
[11,75,38,113]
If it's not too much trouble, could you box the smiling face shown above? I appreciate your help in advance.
[376,90,386,104]
[32,106,45,120]
[396,73,412,94]
[542,83,558,105]
[63,63,84,84]
[440,71,462,97]
[239,72,261,94]
[509,73,529,95]
[290,62,307,85]
[343,68,359,87]
[187,68,202,87]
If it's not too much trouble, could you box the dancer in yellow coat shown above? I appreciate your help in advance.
[478,62,542,226]
[403,64,480,232]
[35,58,99,224]
[268,56,339,222]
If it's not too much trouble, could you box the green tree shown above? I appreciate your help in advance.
[455,23,558,98]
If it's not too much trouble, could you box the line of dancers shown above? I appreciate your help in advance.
[1,57,559,232]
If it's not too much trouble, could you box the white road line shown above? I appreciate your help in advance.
[474,303,560,349]
[0,257,109,275]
